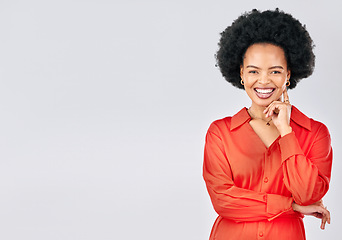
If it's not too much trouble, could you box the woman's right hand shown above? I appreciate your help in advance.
[292,200,331,229]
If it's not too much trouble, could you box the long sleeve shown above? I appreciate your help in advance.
[203,127,293,222]
[279,124,333,206]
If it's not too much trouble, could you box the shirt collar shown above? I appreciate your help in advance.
[230,107,251,131]
[290,105,311,131]
[230,105,311,131]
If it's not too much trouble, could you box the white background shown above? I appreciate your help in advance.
[0,0,341,239]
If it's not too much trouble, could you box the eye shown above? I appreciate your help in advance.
[271,70,281,74]
[248,70,258,74]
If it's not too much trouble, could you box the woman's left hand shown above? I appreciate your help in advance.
[263,88,292,137]
[292,200,331,230]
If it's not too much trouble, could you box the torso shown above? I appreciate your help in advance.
[204,106,332,240]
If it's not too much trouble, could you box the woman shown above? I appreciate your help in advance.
[203,9,333,240]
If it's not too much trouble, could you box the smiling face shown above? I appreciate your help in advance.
[240,43,291,108]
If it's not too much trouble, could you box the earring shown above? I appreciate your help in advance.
[286,80,290,86]
[241,79,244,85]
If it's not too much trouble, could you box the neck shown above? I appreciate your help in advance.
[248,103,271,121]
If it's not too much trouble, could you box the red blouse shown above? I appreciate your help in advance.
[203,106,333,240]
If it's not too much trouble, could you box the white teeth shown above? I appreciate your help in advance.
[255,88,273,94]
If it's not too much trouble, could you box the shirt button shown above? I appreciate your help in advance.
[259,232,264,237]
[264,177,268,183]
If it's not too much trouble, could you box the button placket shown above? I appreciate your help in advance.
[261,151,270,192]
[257,221,266,239]
[264,150,272,188]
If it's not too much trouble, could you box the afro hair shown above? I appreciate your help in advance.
[216,8,315,89]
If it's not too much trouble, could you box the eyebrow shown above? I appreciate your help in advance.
[246,65,284,70]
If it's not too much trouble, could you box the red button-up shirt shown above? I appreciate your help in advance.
[203,106,332,240]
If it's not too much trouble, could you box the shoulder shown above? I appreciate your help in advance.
[310,119,331,142]
[206,107,249,134]
[310,118,330,133]
[207,116,232,134]
[292,107,332,158]
[291,105,331,139]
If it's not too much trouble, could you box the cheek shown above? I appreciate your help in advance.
[243,76,257,87]
[275,76,287,88]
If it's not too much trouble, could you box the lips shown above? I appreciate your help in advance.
[254,88,275,99]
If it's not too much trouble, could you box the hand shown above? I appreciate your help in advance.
[292,200,331,230]
[263,88,292,136]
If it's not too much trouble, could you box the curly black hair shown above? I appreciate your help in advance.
[216,8,315,89]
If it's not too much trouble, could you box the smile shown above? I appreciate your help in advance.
[254,88,275,99]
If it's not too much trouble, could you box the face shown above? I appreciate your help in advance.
[240,43,291,108]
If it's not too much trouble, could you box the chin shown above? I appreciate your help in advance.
[253,98,275,107]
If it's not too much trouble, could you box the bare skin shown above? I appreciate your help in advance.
[240,43,331,230]
[292,200,330,230]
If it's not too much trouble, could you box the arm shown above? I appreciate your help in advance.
[203,127,293,222]
[264,90,332,206]
[279,125,333,205]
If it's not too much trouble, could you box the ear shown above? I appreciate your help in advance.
[287,70,291,80]
[240,65,244,79]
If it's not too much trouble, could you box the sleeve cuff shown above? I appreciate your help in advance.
[279,132,305,164]
[266,193,293,215]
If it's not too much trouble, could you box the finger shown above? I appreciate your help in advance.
[318,200,324,207]
[319,207,330,229]
[266,105,277,118]
[263,103,272,114]
[321,212,327,230]
[321,218,326,230]
[263,101,279,114]
[265,105,275,118]
[283,87,290,103]
[323,206,331,224]
[321,213,329,229]
[325,207,331,224]
[266,103,281,117]
[264,102,277,116]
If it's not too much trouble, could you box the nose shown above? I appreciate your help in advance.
[258,72,270,84]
